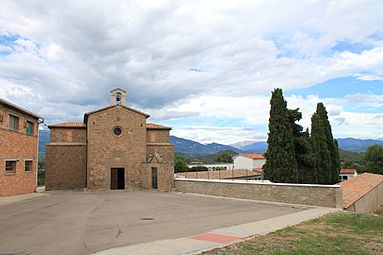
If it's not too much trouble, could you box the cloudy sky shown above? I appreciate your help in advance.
[0,0,382,145]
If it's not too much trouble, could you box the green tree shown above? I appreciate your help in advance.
[364,144,383,174]
[264,88,298,183]
[314,103,340,184]
[310,112,332,184]
[333,139,341,181]
[190,166,209,172]
[342,159,357,169]
[215,150,237,163]
[174,156,190,173]
[287,109,316,184]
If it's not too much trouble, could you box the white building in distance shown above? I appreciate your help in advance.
[233,154,266,170]
[339,169,358,182]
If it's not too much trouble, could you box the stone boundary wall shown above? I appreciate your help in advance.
[174,178,343,208]
[346,181,383,213]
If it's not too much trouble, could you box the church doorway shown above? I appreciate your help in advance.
[111,168,125,190]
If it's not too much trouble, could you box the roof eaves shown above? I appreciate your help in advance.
[0,98,43,121]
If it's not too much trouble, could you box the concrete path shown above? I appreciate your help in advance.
[93,207,339,255]
[0,191,305,255]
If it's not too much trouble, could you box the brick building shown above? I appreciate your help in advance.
[0,98,43,196]
[46,88,174,192]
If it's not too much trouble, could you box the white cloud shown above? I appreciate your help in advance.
[172,125,267,145]
[161,93,383,144]
[0,0,382,142]
[353,73,383,81]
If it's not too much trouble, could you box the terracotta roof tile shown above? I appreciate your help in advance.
[146,123,171,130]
[48,122,86,128]
[340,173,383,209]
[340,169,357,174]
[239,154,265,159]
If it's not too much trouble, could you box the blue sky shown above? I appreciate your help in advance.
[0,0,382,144]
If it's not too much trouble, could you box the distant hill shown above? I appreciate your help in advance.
[38,130,50,156]
[170,136,242,155]
[337,138,383,152]
[38,131,382,157]
[233,138,383,154]
[176,150,239,164]
[339,149,365,163]
[237,142,268,153]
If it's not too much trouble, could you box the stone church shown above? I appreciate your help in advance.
[46,88,174,192]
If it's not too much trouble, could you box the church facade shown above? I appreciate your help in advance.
[45,88,174,192]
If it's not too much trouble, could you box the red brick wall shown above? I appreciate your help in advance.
[0,104,39,196]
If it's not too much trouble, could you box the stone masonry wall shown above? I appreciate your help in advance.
[146,130,170,143]
[142,162,174,192]
[50,128,86,143]
[0,104,38,196]
[175,179,343,208]
[143,143,174,192]
[45,144,86,190]
[146,144,174,162]
[87,106,147,190]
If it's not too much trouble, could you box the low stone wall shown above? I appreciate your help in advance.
[175,179,342,208]
[346,181,383,213]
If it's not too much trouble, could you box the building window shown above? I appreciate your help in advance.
[113,127,122,136]
[9,114,19,131]
[5,161,16,173]
[25,161,33,172]
[26,121,34,135]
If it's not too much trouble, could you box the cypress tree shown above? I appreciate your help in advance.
[333,139,341,182]
[315,103,340,184]
[310,112,332,184]
[264,89,298,183]
[302,128,317,183]
[287,109,316,184]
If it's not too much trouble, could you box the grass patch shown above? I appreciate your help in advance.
[324,213,383,233]
[203,213,383,255]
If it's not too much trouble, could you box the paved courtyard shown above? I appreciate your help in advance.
[0,191,306,255]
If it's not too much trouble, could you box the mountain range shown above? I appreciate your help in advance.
[38,130,383,156]
[170,136,383,155]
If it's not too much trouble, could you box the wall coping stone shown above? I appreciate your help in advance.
[175,178,340,188]
[146,143,174,146]
[47,142,87,146]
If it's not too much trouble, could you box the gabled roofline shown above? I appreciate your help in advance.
[110,88,126,93]
[83,104,150,123]
[0,98,44,121]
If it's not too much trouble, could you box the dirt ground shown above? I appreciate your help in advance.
[375,204,383,216]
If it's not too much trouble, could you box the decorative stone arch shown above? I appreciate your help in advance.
[147,151,164,164]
